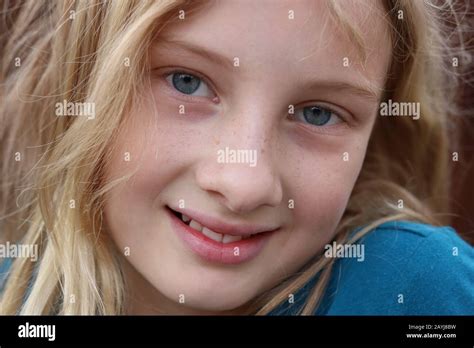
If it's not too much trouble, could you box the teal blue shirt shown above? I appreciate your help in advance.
[1,221,473,315]
[270,221,474,315]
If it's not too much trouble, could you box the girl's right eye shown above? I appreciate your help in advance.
[165,72,214,98]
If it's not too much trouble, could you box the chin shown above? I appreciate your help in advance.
[150,269,261,313]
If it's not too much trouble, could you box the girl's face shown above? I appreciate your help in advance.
[104,0,391,314]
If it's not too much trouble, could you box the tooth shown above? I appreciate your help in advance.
[182,214,190,223]
[222,234,242,243]
[189,219,203,232]
[202,227,223,243]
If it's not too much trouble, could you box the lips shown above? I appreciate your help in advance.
[170,209,257,243]
[166,206,277,264]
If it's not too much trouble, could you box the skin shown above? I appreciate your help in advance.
[104,0,391,314]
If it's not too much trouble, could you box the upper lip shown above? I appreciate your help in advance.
[168,206,279,237]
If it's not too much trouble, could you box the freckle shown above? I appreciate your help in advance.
[214,137,220,145]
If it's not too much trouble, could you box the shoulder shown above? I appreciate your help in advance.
[319,220,474,315]
[0,257,13,294]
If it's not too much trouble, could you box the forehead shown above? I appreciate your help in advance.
[158,0,392,94]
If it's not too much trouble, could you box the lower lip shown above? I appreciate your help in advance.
[167,208,275,264]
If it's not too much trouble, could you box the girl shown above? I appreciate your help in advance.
[0,0,473,315]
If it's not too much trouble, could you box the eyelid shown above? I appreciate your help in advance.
[296,121,350,136]
[295,102,349,123]
[289,103,353,136]
[156,66,218,99]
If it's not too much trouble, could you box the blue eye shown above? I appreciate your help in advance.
[166,72,213,97]
[295,105,342,127]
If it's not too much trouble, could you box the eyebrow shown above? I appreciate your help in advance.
[154,38,381,102]
[306,80,380,102]
[154,37,235,69]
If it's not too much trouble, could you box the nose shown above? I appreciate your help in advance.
[195,119,283,214]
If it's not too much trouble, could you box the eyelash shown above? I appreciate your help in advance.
[289,104,346,127]
[160,68,218,103]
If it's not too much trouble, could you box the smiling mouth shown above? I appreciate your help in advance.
[166,206,277,264]
[168,207,258,244]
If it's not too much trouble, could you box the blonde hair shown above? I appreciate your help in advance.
[0,0,468,314]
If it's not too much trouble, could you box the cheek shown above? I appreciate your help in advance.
[103,95,212,250]
[253,146,367,285]
[105,104,198,202]
[280,141,367,256]
[297,154,362,222]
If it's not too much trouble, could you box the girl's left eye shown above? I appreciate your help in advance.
[294,105,343,127]
[165,72,213,97]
